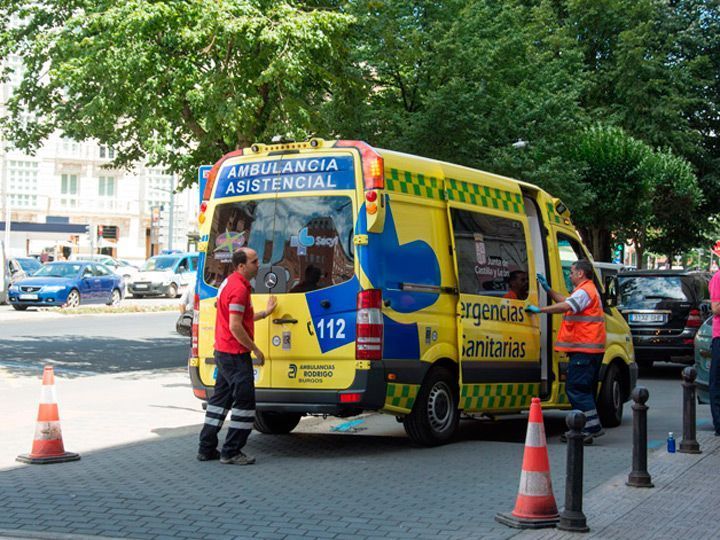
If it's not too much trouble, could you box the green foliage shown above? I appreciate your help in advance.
[0,0,353,188]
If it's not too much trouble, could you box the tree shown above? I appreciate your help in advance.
[571,125,653,261]
[0,0,353,187]
[330,0,588,201]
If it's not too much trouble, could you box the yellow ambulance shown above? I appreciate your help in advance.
[189,139,637,445]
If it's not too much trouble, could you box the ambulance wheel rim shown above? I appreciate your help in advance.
[611,379,621,411]
[427,381,452,432]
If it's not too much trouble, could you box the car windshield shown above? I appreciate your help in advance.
[143,257,177,271]
[17,258,42,274]
[618,276,690,308]
[33,263,83,278]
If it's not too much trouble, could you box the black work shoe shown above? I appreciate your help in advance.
[196,449,221,462]
[560,432,594,445]
[220,452,256,465]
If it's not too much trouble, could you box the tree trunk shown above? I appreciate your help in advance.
[635,244,645,269]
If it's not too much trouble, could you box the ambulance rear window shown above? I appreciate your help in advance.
[203,196,354,291]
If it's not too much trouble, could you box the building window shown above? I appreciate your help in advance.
[7,159,39,208]
[98,176,115,197]
[98,145,115,159]
[60,174,79,208]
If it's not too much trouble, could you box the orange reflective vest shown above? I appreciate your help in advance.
[555,279,606,354]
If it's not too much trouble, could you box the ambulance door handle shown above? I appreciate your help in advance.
[273,317,298,324]
[320,300,331,308]
[307,321,315,336]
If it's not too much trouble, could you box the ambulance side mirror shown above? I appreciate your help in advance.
[603,275,619,308]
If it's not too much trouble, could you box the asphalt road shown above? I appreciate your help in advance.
[0,310,188,377]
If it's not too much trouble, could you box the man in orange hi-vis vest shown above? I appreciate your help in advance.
[526,259,606,445]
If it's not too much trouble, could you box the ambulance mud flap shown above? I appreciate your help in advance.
[255,362,386,414]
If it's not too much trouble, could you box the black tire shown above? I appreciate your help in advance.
[12,304,28,311]
[403,366,459,446]
[166,284,178,298]
[107,288,121,306]
[598,362,625,427]
[253,411,302,434]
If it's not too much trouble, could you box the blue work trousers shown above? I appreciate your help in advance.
[198,351,256,459]
[709,338,720,434]
[566,352,603,434]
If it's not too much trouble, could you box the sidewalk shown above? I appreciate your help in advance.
[515,430,720,539]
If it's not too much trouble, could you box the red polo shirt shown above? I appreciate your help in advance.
[214,272,254,354]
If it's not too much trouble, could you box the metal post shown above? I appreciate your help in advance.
[626,386,653,487]
[558,411,589,533]
[168,175,174,252]
[679,367,701,454]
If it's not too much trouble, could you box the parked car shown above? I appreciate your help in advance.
[69,254,139,287]
[618,270,712,367]
[129,253,198,298]
[694,315,713,404]
[594,262,627,284]
[7,257,43,282]
[7,261,124,310]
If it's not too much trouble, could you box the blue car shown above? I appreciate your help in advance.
[7,261,125,311]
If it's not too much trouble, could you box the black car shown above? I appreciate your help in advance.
[618,270,712,367]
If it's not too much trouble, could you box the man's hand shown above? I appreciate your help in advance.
[525,304,542,314]
[537,273,551,293]
[253,346,265,366]
[266,295,277,316]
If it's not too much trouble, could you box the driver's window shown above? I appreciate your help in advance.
[83,266,93,277]
[556,234,592,294]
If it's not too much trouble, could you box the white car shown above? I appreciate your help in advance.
[129,253,198,298]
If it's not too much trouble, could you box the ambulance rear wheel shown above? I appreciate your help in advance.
[254,411,302,434]
[403,366,459,446]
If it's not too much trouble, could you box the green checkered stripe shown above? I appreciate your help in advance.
[546,202,562,224]
[445,178,524,213]
[385,169,443,200]
[385,383,419,410]
[460,383,540,411]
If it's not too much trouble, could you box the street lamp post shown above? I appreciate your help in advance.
[150,175,176,252]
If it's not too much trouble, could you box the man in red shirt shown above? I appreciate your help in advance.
[197,248,276,464]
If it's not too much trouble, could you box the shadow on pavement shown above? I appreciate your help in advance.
[0,335,188,378]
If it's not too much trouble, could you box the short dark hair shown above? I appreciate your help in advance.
[508,270,527,282]
[572,259,594,279]
[232,249,247,268]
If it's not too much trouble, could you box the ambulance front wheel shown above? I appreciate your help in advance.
[597,362,625,428]
[403,366,459,446]
[254,411,302,434]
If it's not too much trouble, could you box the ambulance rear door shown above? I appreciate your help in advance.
[445,181,543,411]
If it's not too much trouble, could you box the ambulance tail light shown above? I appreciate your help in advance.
[685,309,702,329]
[191,293,200,358]
[356,289,383,360]
[335,140,384,190]
[339,392,362,404]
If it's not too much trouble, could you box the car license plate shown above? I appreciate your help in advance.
[629,313,665,324]
[19,294,38,300]
[135,284,148,289]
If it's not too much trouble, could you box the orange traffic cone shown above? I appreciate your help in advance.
[495,397,559,529]
[17,366,80,465]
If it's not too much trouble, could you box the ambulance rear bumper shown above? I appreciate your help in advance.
[190,361,387,415]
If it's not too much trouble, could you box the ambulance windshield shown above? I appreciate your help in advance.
[203,196,354,291]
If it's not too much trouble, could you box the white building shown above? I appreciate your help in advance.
[1,55,199,262]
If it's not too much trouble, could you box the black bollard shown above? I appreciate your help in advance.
[558,411,590,533]
[626,386,653,487]
[679,367,701,454]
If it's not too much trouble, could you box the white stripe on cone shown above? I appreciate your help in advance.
[524,422,547,448]
[518,470,553,497]
[40,386,57,404]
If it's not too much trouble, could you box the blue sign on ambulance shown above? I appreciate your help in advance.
[214,156,355,198]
